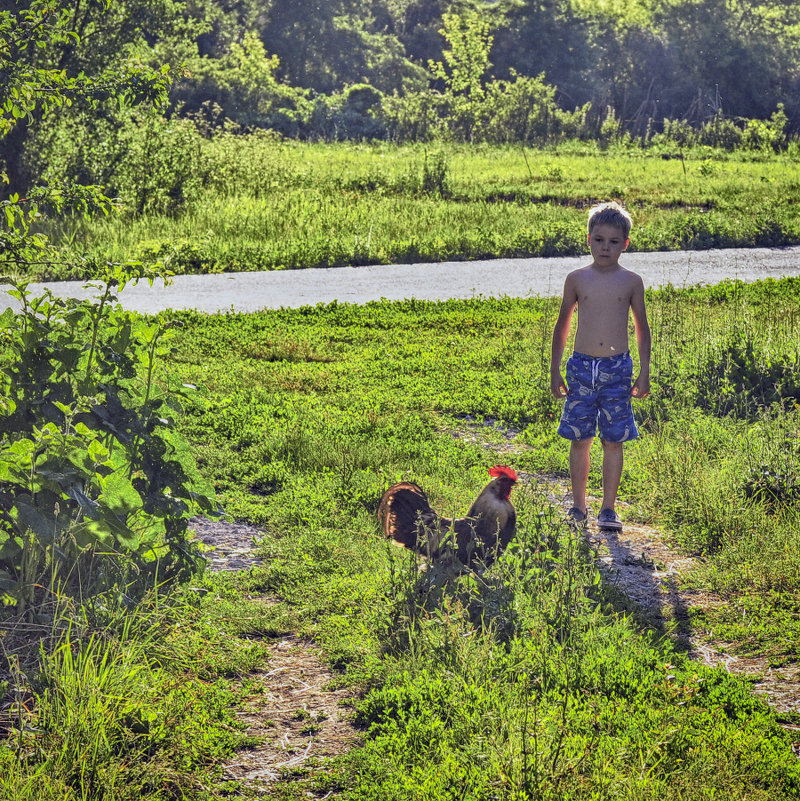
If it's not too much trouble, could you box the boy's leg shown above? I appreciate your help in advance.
[600,439,623,512]
[569,438,593,514]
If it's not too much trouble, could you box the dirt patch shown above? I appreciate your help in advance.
[224,634,361,793]
[190,516,265,572]
[188,522,362,794]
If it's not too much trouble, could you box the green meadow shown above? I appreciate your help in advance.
[38,140,800,281]
[131,278,800,797]
[172,277,800,798]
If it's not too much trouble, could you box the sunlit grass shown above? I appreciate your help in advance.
[35,141,800,280]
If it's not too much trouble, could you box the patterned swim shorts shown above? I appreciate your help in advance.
[557,351,639,442]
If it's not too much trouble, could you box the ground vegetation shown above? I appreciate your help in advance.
[3,2,800,798]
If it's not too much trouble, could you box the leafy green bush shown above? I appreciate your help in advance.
[0,273,218,611]
[173,31,312,135]
[307,87,387,141]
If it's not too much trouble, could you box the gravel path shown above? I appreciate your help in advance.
[3,245,800,314]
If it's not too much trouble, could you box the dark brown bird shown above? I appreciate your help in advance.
[377,465,518,569]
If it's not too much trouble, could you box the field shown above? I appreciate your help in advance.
[160,277,799,798]
[4,140,800,798]
[35,139,800,281]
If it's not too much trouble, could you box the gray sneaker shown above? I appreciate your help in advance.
[597,508,622,530]
[567,507,587,527]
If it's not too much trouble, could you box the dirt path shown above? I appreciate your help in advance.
[189,521,362,795]
[532,469,800,717]
[223,635,360,794]
[452,415,800,719]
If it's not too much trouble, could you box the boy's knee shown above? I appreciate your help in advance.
[600,439,623,450]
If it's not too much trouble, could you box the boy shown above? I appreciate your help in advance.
[550,202,651,530]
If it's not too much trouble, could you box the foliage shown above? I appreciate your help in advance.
[0,0,184,194]
[0,0,174,141]
[30,140,800,281]
[429,11,492,124]
[0,0,218,616]
[174,30,312,134]
[0,274,218,610]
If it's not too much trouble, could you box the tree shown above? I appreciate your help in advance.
[260,0,424,93]
[427,10,493,139]
[491,0,594,106]
[1,0,192,193]
[652,0,800,121]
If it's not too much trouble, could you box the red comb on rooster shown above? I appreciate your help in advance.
[377,465,518,570]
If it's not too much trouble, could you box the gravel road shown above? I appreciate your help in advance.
[3,245,800,314]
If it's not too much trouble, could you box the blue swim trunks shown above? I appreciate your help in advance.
[557,351,639,442]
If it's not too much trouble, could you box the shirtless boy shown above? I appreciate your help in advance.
[550,202,651,530]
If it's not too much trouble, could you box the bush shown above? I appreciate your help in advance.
[172,32,311,134]
[27,110,206,217]
[0,273,218,611]
[698,111,743,150]
[696,332,800,418]
[306,86,387,141]
[380,90,449,142]
[478,73,591,144]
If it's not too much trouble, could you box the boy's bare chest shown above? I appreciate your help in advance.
[574,271,633,308]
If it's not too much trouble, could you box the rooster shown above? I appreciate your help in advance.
[377,465,518,569]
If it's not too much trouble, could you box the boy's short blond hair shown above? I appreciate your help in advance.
[587,201,632,239]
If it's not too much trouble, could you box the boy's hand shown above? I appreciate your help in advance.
[551,373,568,399]
[631,374,650,398]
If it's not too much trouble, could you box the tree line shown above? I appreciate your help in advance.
[2,0,799,195]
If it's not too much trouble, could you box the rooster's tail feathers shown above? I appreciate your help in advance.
[377,482,436,549]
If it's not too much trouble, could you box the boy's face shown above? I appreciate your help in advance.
[588,223,629,267]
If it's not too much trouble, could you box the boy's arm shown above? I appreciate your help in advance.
[630,275,651,398]
[550,274,578,398]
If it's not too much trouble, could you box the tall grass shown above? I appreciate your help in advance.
[0,579,290,798]
[31,141,800,280]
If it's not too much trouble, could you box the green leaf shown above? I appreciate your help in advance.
[86,511,140,549]
[14,498,60,544]
[88,439,109,462]
[65,486,100,518]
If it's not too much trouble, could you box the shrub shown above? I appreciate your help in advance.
[307,86,387,141]
[478,73,591,144]
[0,273,218,611]
[696,332,800,418]
[699,111,743,150]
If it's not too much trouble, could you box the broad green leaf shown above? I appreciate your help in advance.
[14,498,60,544]
[65,486,100,517]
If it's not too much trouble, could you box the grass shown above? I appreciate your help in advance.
[167,277,800,796]
[29,140,800,280]
[4,262,800,795]
[0,577,297,799]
